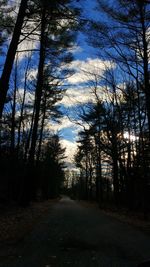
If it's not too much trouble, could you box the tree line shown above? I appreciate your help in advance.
[72,0,150,218]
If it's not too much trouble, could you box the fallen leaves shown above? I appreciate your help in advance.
[0,200,57,244]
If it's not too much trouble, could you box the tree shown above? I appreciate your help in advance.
[0,0,13,52]
[0,0,80,205]
[87,0,150,138]
[40,134,66,199]
[0,0,28,118]
[75,130,95,200]
[28,0,79,163]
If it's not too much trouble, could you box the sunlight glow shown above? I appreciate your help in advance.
[123,132,138,141]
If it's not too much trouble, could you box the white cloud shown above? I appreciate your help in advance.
[60,86,92,107]
[59,58,115,107]
[44,116,78,162]
[44,116,81,162]
[17,16,39,61]
[61,139,77,162]
[28,68,38,80]
[47,116,75,132]
[60,84,107,107]
[69,45,83,54]
[66,58,115,85]
[17,39,38,61]
[16,88,34,106]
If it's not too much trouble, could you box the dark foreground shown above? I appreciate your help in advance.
[0,196,150,267]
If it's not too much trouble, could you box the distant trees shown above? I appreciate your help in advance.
[36,134,66,200]
[75,128,96,200]
[73,63,150,215]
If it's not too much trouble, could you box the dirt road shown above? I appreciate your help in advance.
[1,196,150,267]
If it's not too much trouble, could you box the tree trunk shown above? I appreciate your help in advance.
[139,4,150,139]
[0,0,28,118]
[29,8,46,164]
[95,132,103,205]
[11,59,18,154]
[36,91,47,162]
[112,148,120,205]
[85,155,89,200]
[17,56,30,155]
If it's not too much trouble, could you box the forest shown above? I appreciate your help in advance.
[0,0,150,219]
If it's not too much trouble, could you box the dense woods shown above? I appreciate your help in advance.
[0,0,150,219]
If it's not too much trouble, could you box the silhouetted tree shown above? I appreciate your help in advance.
[0,0,28,118]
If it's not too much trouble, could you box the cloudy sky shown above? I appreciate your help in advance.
[50,0,113,165]
[1,0,112,166]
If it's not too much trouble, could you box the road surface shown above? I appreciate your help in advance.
[1,196,150,267]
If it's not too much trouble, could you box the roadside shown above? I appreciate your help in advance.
[80,200,150,235]
[0,199,59,244]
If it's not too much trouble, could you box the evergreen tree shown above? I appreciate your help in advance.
[40,134,66,199]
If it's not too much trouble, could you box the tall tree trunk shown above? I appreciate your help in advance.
[8,57,18,202]
[97,129,103,203]
[24,100,36,162]
[88,155,93,200]
[29,8,46,164]
[0,0,28,118]
[85,155,89,200]
[17,55,30,155]
[95,131,103,205]
[139,3,150,139]
[11,58,18,154]
[36,90,47,162]
[139,5,149,219]
[112,144,120,205]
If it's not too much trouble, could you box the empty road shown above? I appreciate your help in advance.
[1,196,150,267]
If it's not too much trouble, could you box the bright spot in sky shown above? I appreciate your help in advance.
[123,132,137,141]
[61,139,77,163]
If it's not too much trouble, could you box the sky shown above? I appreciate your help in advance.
[1,0,149,171]
[56,57,114,164]
[1,0,112,167]
[50,0,109,166]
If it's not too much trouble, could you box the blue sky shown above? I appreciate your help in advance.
[1,0,111,165]
[50,0,117,164]
[44,0,98,162]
